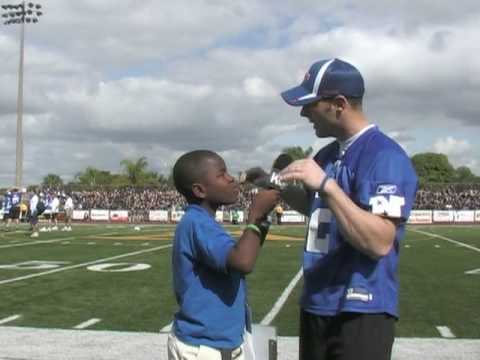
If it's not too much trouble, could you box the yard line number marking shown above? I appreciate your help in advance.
[0,244,172,285]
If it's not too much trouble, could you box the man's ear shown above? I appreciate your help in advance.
[333,95,348,112]
[192,183,207,199]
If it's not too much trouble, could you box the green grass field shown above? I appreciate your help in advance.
[0,223,479,338]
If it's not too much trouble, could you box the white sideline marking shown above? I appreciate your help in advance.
[436,326,456,338]
[74,318,101,329]
[409,229,480,253]
[0,314,21,325]
[0,237,75,249]
[261,268,303,325]
[160,322,172,332]
[0,244,172,285]
[465,268,480,275]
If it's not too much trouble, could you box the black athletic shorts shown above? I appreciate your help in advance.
[9,206,20,219]
[299,309,395,360]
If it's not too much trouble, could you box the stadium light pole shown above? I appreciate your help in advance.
[2,1,43,188]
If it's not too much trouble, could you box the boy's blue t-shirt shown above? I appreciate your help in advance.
[302,126,418,318]
[172,204,246,349]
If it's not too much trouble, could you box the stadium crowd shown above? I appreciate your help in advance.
[414,184,480,210]
[70,184,480,211]
[70,185,257,211]
[2,184,480,214]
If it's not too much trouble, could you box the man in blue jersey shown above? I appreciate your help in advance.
[169,150,279,360]
[2,190,13,230]
[278,58,418,360]
[9,187,22,229]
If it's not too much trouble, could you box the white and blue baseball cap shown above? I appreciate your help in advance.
[281,58,364,106]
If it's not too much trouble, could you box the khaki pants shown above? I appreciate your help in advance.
[167,333,245,360]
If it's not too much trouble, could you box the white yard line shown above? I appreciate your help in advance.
[160,322,172,333]
[409,228,480,253]
[261,268,303,325]
[436,326,456,338]
[0,244,172,285]
[0,314,21,325]
[0,237,76,249]
[74,318,102,330]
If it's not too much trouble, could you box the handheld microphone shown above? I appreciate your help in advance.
[240,153,294,190]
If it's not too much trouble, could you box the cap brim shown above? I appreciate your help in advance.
[281,85,321,106]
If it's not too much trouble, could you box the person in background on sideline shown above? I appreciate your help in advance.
[63,193,74,231]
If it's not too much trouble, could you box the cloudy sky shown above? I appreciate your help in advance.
[1,0,479,187]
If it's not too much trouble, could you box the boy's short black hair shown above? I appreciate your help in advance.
[173,150,221,203]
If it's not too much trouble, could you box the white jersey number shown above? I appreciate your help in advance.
[306,207,331,254]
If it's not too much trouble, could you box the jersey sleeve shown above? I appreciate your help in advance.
[355,150,418,220]
[192,220,236,273]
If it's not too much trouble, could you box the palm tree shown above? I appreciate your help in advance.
[120,156,149,186]
[281,146,313,160]
[42,174,64,188]
[74,167,112,186]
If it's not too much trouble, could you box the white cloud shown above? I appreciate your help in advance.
[431,136,479,174]
[243,77,276,98]
[433,136,471,156]
[1,1,480,186]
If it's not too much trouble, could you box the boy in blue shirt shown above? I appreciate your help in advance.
[168,150,279,360]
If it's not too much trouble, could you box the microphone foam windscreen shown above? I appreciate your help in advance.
[272,153,294,172]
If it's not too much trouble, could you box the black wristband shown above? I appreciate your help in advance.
[318,176,330,194]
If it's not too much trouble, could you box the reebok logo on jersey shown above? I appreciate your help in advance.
[376,184,397,195]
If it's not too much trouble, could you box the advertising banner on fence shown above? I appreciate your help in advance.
[407,210,433,224]
[433,210,454,223]
[476,211,480,223]
[73,210,90,221]
[90,209,109,221]
[281,210,306,224]
[229,210,245,224]
[171,210,185,223]
[149,210,169,222]
[454,210,475,223]
[110,210,129,222]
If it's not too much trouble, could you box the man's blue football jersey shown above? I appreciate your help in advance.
[302,126,418,318]
[3,192,12,213]
[11,191,21,206]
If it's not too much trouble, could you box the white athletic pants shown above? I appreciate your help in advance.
[167,332,246,360]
